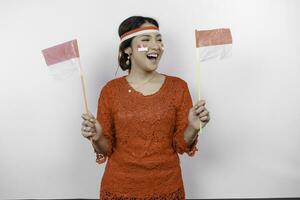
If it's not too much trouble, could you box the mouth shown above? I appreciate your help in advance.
[146,52,159,63]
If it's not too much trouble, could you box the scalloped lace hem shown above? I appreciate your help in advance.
[100,187,185,200]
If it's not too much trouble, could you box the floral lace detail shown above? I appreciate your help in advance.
[100,187,185,200]
[94,150,107,164]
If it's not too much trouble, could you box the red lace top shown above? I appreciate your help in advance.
[94,74,199,200]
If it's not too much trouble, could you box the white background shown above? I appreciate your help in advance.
[1,0,300,199]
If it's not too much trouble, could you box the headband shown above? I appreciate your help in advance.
[120,26,160,43]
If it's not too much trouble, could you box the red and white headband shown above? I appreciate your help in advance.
[120,26,160,43]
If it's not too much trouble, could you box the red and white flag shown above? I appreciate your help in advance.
[42,39,81,80]
[137,44,148,52]
[194,28,233,132]
[195,28,232,62]
[41,39,89,113]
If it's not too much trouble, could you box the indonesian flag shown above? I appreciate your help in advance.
[137,44,148,52]
[194,28,232,133]
[42,39,94,162]
[41,39,89,113]
[195,28,232,62]
[42,39,81,80]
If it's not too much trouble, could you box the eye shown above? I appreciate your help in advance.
[141,39,150,42]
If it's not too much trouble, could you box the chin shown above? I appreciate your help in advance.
[146,64,158,71]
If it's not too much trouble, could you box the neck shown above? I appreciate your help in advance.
[127,66,158,83]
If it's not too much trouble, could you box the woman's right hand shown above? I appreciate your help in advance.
[81,112,102,142]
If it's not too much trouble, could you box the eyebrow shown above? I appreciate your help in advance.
[137,34,162,38]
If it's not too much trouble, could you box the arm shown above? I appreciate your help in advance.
[172,81,199,156]
[93,83,116,164]
[91,123,110,156]
[184,124,200,147]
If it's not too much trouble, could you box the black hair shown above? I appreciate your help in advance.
[118,16,159,72]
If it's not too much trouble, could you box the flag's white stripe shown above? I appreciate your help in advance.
[137,47,148,52]
[46,58,80,80]
[197,44,232,62]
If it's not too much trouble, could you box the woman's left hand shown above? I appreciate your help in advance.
[188,99,210,130]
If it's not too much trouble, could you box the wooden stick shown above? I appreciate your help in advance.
[78,59,93,143]
[78,60,89,113]
[195,30,203,134]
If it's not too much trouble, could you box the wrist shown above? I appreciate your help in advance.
[188,123,200,132]
[91,132,101,143]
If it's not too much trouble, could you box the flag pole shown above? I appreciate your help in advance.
[78,59,89,114]
[78,59,95,143]
[195,29,203,134]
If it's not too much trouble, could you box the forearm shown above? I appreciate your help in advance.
[91,128,110,155]
[184,124,200,147]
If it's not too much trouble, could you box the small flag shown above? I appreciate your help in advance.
[137,44,148,52]
[194,28,233,133]
[42,39,81,80]
[41,39,95,162]
[195,28,232,62]
[41,39,89,113]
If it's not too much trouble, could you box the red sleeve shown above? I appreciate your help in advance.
[94,83,115,164]
[172,81,198,156]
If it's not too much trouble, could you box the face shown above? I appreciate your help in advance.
[125,23,164,72]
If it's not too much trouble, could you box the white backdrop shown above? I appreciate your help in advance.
[1,0,300,199]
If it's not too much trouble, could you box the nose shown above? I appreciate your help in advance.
[148,39,163,51]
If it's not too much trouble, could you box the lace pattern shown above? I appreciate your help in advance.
[100,187,185,200]
[93,74,199,198]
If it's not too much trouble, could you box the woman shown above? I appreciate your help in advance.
[81,16,210,199]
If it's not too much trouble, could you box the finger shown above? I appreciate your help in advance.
[81,113,92,120]
[89,118,96,123]
[200,116,208,122]
[86,114,96,123]
[195,106,205,114]
[194,100,206,108]
[88,120,96,127]
[201,114,210,121]
[88,112,96,119]
[81,131,95,138]
[81,125,96,132]
[82,126,91,132]
[199,110,209,117]
[86,112,96,120]
[81,112,96,123]
[85,126,96,132]
[200,100,206,106]
[82,120,95,127]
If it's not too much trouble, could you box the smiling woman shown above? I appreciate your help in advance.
[80,16,210,200]
[117,17,163,74]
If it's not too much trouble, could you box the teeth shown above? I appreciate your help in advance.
[147,53,158,58]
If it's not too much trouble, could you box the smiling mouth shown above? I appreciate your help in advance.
[146,53,159,63]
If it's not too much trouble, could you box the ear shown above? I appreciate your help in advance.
[124,46,132,55]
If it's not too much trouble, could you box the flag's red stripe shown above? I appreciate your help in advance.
[195,28,232,48]
[42,40,80,66]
